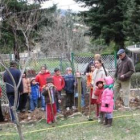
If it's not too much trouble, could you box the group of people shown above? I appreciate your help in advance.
[0,48,135,126]
[85,49,135,126]
[1,62,85,124]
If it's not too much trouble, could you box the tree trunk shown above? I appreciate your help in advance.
[13,28,20,61]
[12,106,24,140]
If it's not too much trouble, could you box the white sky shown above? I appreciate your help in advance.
[40,0,88,12]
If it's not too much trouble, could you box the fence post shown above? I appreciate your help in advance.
[114,51,117,68]
[59,55,63,73]
[71,52,75,75]
[77,76,82,112]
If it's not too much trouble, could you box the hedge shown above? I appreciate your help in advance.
[131,72,140,88]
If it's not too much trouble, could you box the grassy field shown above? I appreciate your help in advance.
[0,110,140,140]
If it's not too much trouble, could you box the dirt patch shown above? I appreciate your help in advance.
[1,93,140,124]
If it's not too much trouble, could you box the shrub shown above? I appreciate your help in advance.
[131,72,140,88]
[135,63,140,72]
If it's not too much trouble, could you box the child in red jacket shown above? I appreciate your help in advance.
[94,78,104,122]
[53,68,65,113]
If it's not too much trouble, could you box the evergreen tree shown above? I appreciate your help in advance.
[75,0,126,49]
[124,0,140,44]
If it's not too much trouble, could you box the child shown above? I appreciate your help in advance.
[53,68,65,113]
[29,78,40,112]
[42,77,61,124]
[86,65,96,105]
[100,76,114,127]
[86,64,95,88]
[18,72,31,112]
[64,67,75,110]
[94,79,104,122]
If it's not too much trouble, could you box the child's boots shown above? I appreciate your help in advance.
[104,117,108,125]
[106,118,112,127]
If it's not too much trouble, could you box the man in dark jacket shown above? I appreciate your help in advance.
[114,49,135,108]
[3,61,23,122]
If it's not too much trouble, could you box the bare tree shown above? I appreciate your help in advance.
[39,11,88,56]
[0,55,31,140]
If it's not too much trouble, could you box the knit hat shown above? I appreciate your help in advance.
[96,78,104,86]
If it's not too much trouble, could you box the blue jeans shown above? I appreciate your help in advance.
[105,113,113,119]
[41,94,45,109]
[30,96,38,111]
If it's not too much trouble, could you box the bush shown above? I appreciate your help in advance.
[131,72,140,88]
[135,63,140,72]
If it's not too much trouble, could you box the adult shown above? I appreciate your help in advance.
[92,59,107,118]
[114,49,135,108]
[84,54,101,74]
[3,61,23,122]
[64,67,75,109]
[35,66,51,111]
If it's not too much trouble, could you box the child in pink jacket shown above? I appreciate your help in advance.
[100,76,114,127]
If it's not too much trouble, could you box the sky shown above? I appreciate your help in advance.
[40,0,88,12]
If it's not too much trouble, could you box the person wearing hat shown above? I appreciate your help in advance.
[3,61,23,122]
[53,68,65,113]
[114,49,135,109]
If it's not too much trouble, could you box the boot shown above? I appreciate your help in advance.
[104,117,108,125]
[106,118,112,127]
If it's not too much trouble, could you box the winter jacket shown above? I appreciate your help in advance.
[3,67,23,94]
[94,88,104,104]
[115,55,135,81]
[42,85,61,104]
[35,71,51,91]
[86,72,93,87]
[92,67,107,99]
[100,76,114,113]
[30,84,40,100]
[64,74,75,94]
[75,77,86,96]
[22,78,31,94]
[53,75,65,91]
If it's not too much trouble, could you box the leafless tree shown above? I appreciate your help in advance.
[0,55,32,140]
[40,11,88,56]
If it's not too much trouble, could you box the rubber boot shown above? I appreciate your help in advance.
[106,118,112,127]
[104,117,108,125]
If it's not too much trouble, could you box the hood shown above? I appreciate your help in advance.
[96,78,104,86]
[104,76,114,85]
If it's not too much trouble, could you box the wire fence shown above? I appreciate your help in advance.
[0,52,116,103]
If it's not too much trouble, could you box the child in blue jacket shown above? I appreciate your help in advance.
[64,67,75,110]
[29,78,40,112]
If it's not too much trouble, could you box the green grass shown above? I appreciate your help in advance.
[1,110,140,140]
